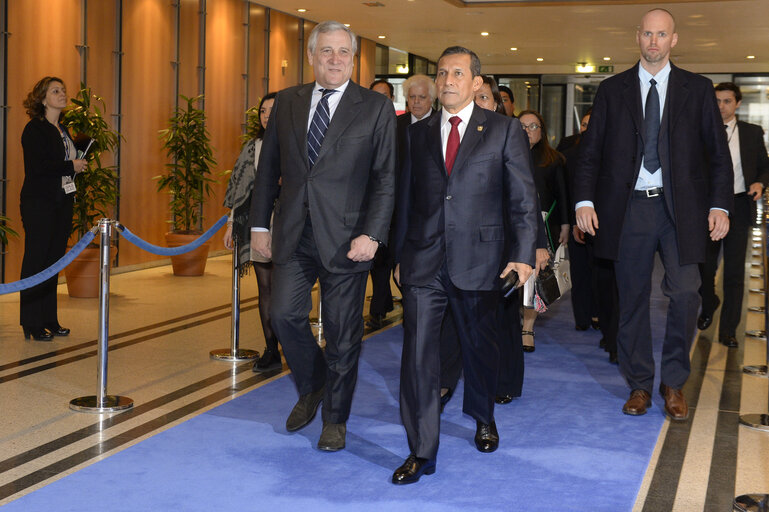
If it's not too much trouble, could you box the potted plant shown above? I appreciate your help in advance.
[61,85,122,298]
[0,214,18,248]
[156,94,217,276]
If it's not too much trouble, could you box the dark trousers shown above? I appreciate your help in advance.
[439,307,463,392]
[614,195,700,392]
[368,244,394,317]
[19,197,73,330]
[496,289,524,397]
[568,235,598,328]
[699,194,751,337]
[400,261,500,460]
[270,219,368,424]
[595,256,619,354]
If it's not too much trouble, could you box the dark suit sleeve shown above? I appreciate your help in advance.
[248,95,282,229]
[392,123,413,265]
[701,85,734,212]
[573,85,607,205]
[502,118,539,267]
[21,120,75,179]
[554,159,570,227]
[361,98,397,242]
[753,126,769,186]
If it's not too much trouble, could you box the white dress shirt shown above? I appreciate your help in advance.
[440,101,475,160]
[635,62,670,190]
[725,118,745,194]
[410,110,433,124]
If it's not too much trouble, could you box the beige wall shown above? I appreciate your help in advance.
[1,1,380,281]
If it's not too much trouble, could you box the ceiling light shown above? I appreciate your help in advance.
[378,35,386,39]
[603,57,611,61]
[344,24,350,27]
[481,32,489,36]
[297,8,306,12]
[747,55,756,59]
[510,47,518,51]
[536,57,544,62]
[576,63,595,73]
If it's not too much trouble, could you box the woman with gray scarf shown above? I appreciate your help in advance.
[223,92,279,372]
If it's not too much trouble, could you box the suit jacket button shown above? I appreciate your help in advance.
[446,195,452,200]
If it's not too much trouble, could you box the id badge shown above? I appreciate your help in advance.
[62,176,76,194]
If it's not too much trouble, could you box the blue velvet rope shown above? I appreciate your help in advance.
[0,230,97,295]
[116,214,228,256]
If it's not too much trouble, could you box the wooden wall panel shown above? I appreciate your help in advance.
[204,0,244,248]
[268,10,299,92]
[248,4,266,103]
[359,37,377,89]
[302,20,317,85]
[5,0,81,280]
[119,0,175,266]
[178,0,200,100]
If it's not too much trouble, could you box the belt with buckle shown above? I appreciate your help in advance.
[633,187,663,198]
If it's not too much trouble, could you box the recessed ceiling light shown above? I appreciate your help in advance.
[536,57,544,62]
[603,57,611,61]
[378,35,386,39]
[297,8,307,12]
[747,55,756,59]
[510,47,518,51]
[481,32,489,36]
[344,23,350,27]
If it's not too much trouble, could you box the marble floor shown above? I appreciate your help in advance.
[0,252,767,510]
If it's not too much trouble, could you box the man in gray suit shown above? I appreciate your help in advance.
[249,20,396,452]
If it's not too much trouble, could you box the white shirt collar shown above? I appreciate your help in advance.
[440,101,475,128]
[313,80,350,95]
[725,117,737,129]
[638,61,671,85]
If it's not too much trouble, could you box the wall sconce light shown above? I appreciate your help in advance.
[396,64,409,74]
[281,59,288,76]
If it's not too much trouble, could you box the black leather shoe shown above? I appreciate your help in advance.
[252,348,282,373]
[285,386,325,432]
[47,325,70,337]
[23,327,53,342]
[522,330,535,353]
[317,422,346,451]
[365,314,385,330]
[392,454,436,485]
[575,324,589,331]
[719,334,738,348]
[495,394,514,404]
[697,297,720,330]
[439,387,453,413]
[474,420,499,453]
[599,337,607,350]
[591,318,600,330]
[608,351,618,364]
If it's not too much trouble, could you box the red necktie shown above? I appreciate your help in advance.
[445,116,461,175]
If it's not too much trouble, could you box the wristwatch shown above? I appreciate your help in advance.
[368,235,382,245]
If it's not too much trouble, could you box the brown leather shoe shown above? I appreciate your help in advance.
[622,389,651,416]
[659,384,689,421]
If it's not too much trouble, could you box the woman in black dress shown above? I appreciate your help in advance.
[19,77,86,341]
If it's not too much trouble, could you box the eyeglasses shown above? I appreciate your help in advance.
[522,123,541,131]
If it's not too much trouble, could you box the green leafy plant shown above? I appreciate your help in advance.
[156,94,217,233]
[0,215,18,247]
[241,101,262,146]
[62,85,122,238]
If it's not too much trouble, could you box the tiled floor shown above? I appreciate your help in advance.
[0,252,767,510]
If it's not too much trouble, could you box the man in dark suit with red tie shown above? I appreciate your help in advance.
[391,46,538,484]
[575,8,733,421]
[698,82,769,347]
[249,21,396,452]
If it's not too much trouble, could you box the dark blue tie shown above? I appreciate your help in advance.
[643,78,660,173]
[307,88,336,168]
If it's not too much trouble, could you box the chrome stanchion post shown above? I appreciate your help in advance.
[70,219,133,413]
[210,236,259,361]
[735,194,769,512]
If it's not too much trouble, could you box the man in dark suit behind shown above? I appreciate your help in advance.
[575,8,733,421]
[698,82,769,347]
[249,20,396,452]
[391,46,538,484]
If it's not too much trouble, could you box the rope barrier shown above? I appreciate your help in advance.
[115,214,228,256]
[0,228,97,295]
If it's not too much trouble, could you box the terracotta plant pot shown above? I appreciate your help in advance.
[64,245,117,298]
[165,232,210,276]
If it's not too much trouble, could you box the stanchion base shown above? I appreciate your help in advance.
[735,494,769,512]
[743,365,769,377]
[748,306,766,313]
[739,414,769,432]
[70,395,134,413]
[751,274,765,279]
[749,288,766,294]
[746,330,767,339]
[210,348,259,361]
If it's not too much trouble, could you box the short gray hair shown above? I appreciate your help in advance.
[307,21,358,55]
[402,74,437,101]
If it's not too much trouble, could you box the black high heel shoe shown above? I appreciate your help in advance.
[522,330,535,353]
[23,327,54,342]
[46,324,70,337]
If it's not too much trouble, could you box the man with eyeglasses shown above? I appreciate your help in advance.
[574,8,733,421]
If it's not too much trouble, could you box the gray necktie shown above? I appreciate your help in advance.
[643,78,660,173]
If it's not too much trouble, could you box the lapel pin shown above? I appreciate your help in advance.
[477,126,484,132]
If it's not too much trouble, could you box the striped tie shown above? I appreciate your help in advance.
[307,88,337,168]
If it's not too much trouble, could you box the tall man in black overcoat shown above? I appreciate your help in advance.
[575,8,733,421]
[249,21,396,452]
[391,46,538,484]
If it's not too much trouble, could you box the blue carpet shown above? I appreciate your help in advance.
[6,291,670,512]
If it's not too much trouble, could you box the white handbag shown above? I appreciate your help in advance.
[553,243,572,295]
